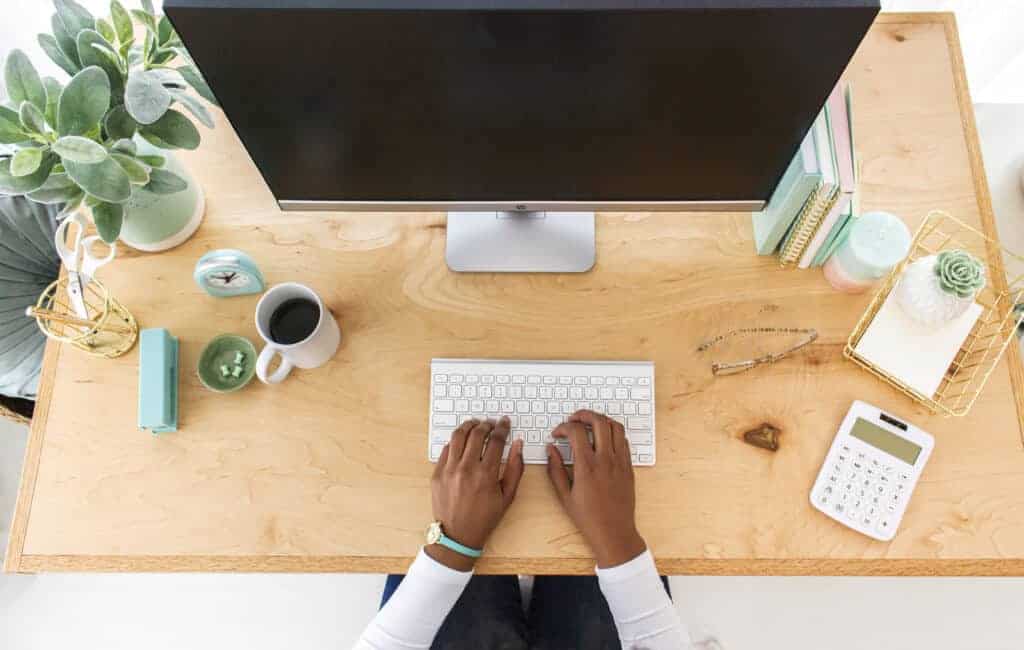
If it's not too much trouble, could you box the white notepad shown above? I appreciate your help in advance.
[854,293,983,398]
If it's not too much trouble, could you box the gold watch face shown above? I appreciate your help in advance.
[425,521,442,545]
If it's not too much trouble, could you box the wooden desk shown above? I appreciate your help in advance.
[7,13,1024,575]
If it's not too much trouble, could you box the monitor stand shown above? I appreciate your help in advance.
[445,211,595,273]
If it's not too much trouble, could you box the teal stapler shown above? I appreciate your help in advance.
[138,328,179,434]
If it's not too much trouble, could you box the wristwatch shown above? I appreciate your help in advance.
[425,521,483,558]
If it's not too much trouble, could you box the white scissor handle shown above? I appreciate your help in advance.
[77,235,117,277]
[54,211,89,270]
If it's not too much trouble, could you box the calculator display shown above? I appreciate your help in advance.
[849,418,921,465]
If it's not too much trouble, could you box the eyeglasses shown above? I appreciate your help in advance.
[697,327,819,376]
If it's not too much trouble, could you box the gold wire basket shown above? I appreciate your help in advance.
[845,210,1024,417]
[29,275,139,359]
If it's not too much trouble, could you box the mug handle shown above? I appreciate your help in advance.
[256,345,294,384]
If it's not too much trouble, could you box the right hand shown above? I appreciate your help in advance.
[546,410,647,568]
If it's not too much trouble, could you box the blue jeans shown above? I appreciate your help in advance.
[380,573,671,649]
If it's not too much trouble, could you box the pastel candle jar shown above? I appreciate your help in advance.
[824,211,911,293]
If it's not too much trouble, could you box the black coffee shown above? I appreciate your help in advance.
[269,298,320,345]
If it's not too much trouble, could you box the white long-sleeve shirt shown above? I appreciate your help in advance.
[354,548,689,649]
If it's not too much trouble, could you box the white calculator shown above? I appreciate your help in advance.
[810,401,934,541]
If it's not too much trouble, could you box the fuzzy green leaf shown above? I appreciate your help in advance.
[110,138,135,155]
[157,16,179,46]
[103,104,137,140]
[130,9,158,36]
[125,71,172,125]
[52,14,81,67]
[168,88,214,129]
[64,156,131,203]
[92,201,124,243]
[55,0,95,36]
[179,65,218,107]
[53,135,108,163]
[38,34,79,78]
[137,154,165,168]
[77,30,124,101]
[26,172,81,204]
[111,152,150,185]
[5,50,47,113]
[10,148,44,177]
[110,1,133,46]
[95,18,117,44]
[43,77,63,128]
[0,154,56,194]
[148,68,186,88]
[57,66,111,136]
[144,167,187,194]
[0,106,26,144]
[151,49,177,66]
[19,102,47,136]
[142,0,156,16]
[139,109,199,150]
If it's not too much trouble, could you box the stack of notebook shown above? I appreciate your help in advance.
[752,82,858,268]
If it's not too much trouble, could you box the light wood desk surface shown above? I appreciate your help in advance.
[7,13,1024,575]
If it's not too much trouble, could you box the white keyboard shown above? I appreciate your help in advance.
[428,359,655,466]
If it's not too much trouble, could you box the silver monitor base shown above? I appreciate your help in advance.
[445,211,595,273]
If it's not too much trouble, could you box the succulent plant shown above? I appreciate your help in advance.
[0,0,217,243]
[934,249,986,299]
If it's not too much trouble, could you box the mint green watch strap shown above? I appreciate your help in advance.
[437,533,483,558]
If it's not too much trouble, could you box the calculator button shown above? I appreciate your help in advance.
[877,516,895,536]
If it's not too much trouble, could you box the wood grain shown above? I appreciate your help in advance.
[7,13,1024,575]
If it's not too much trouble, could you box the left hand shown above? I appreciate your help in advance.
[428,416,525,571]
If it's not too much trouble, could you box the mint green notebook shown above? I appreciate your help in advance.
[811,203,853,267]
[752,132,821,255]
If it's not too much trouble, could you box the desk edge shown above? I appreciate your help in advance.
[8,12,1023,575]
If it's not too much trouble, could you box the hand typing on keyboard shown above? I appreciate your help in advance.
[427,410,646,572]
[547,410,648,568]
[426,416,525,571]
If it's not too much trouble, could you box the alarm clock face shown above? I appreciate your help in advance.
[208,268,253,289]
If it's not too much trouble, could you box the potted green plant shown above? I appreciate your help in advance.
[0,0,216,251]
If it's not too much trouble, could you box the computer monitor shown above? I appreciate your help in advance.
[164,0,879,272]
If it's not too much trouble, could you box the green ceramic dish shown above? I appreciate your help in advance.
[197,334,257,393]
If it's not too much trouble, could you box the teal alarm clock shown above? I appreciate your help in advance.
[194,249,265,297]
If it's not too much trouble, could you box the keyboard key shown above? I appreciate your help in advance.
[606,377,619,385]
[535,415,549,428]
[623,402,638,415]
[592,401,606,413]
[449,385,463,398]
[451,374,464,382]
[434,374,448,383]
[509,386,523,399]
[561,401,574,414]
[433,385,447,397]
[622,377,635,385]
[478,386,492,398]
[570,387,583,399]
[524,445,548,461]
[521,415,534,427]
[454,399,469,412]
[615,388,629,400]
[638,402,652,415]
[628,432,653,445]
[600,387,614,400]
[607,402,622,415]
[585,387,598,399]
[525,386,538,398]
[466,374,479,383]
[532,401,545,413]
[627,415,651,430]
[433,413,457,427]
[464,386,477,398]
[471,400,484,412]
[574,377,588,385]
[486,400,499,412]
[513,375,526,384]
[543,376,557,384]
[528,431,541,443]
[559,376,572,384]
[528,375,541,384]
[434,399,454,412]
[497,375,510,383]
[516,400,530,413]
[630,387,652,400]
[638,453,652,463]
[590,377,604,385]
[554,387,568,399]
[548,401,560,413]
[638,377,650,385]
[482,375,494,383]
[494,386,507,398]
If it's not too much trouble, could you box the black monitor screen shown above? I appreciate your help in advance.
[165,1,878,204]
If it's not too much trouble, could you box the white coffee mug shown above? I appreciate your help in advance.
[254,283,341,384]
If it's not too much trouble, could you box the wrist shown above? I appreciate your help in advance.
[593,529,647,569]
[425,543,477,572]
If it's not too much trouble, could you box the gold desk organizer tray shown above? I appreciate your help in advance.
[845,210,1024,417]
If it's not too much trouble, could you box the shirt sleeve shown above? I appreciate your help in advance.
[597,550,691,649]
[353,548,472,650]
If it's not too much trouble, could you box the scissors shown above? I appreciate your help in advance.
[54,212,117,319]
